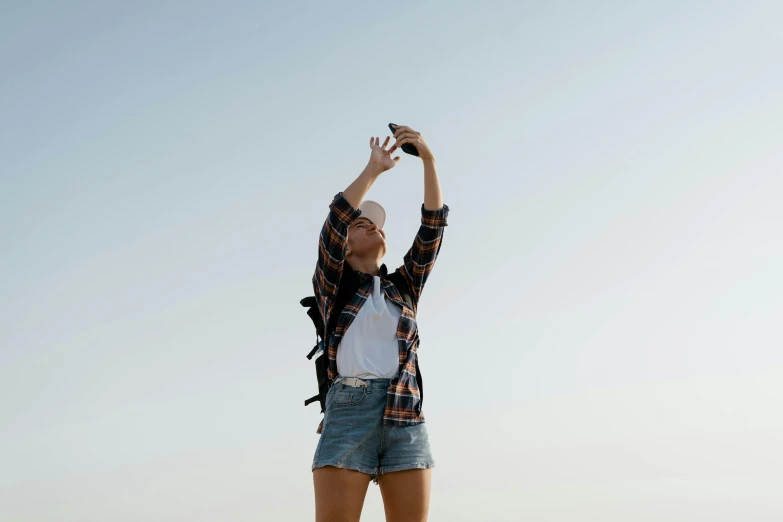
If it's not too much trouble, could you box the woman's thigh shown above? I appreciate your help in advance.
[378,468,432,522]
[313,466,372,522]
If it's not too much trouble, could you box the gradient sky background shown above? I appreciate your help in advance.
[2,1,782,521]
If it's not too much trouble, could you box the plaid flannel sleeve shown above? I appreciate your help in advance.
[400,204,449,308]
[312,193,362,326]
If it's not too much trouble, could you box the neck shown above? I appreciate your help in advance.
[346,255,382,276]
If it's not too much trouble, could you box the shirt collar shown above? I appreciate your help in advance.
[354,263,388,283]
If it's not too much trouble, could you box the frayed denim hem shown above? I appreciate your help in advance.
[312,460,379,483]
[374,461,435,484]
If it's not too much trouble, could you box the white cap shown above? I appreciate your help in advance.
[358,200,386,230]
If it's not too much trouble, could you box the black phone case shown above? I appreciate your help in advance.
[389,123,419,156]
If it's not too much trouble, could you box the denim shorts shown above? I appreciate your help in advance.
[311,376,435,484]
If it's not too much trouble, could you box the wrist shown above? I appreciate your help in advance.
[421,156,436,165]
[363,161,385,179]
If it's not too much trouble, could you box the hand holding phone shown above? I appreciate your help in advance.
[389,123,420,157]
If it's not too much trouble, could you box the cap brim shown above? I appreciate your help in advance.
[358,200,386,229]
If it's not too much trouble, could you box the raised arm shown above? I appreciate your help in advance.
[312,137,401,325]
[391,126,449,308]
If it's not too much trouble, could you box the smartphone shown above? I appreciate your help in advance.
[389,123,419,156]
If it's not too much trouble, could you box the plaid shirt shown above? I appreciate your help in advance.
[313,192,449,433]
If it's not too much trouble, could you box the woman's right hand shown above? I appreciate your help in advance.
[368,136,400,173]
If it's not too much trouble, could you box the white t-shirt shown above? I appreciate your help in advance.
[336,276,402,379]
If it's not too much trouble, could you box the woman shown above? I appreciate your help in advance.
[311,125,448,522]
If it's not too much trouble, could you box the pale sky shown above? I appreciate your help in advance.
[1,1,782,521]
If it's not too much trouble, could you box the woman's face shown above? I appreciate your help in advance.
[347,218,387,257]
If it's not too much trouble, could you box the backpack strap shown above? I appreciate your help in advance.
[300,296,324,339]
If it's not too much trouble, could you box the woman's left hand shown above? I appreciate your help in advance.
[391,125,435,161]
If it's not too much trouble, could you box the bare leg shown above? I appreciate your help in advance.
[378,469,432,522]
[313,466,372,522]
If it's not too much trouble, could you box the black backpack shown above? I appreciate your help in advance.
[301,269,423,414]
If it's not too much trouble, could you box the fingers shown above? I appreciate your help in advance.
[394,132,419,141]
[393,156,401,163]
[372,136,397,147]
[396,136,420,147]
[394,130,421,151]
[370,133,415,156]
